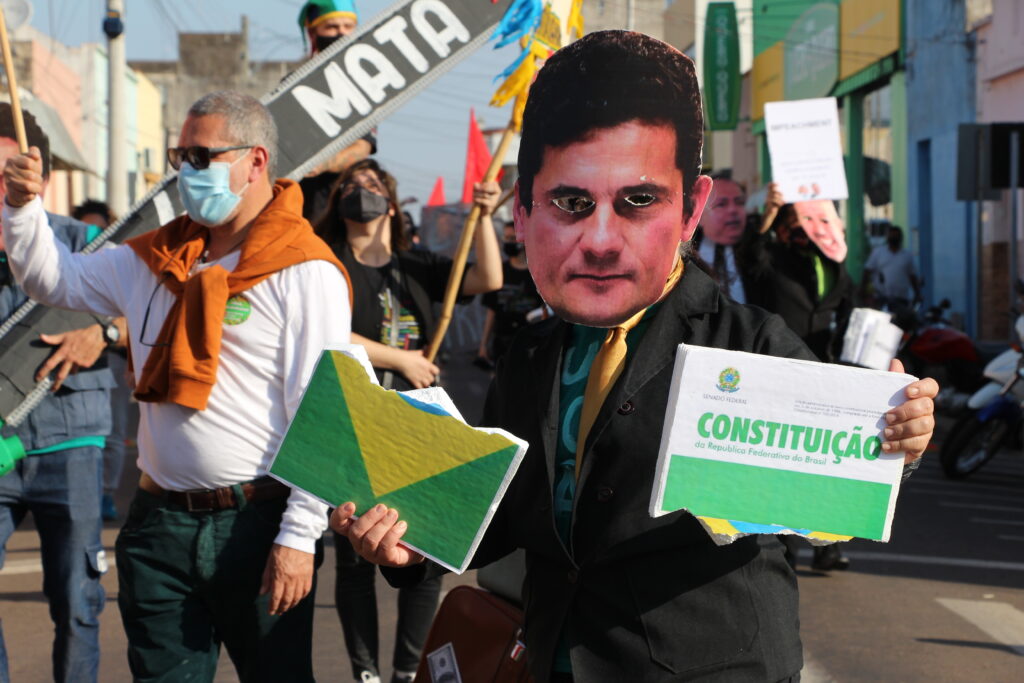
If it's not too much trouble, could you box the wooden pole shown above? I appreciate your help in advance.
[0,8,27,153]
[425,125,516,362]
[496,186,515,211]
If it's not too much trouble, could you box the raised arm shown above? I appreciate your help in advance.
[462,181,504,295]
[2,147,130,317]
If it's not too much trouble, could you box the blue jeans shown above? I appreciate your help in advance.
[0,446,106,683]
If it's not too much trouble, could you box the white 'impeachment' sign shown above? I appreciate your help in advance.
[764,97,848,202]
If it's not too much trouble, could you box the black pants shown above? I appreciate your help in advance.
[334,532,442,677]
[116,489,323,682]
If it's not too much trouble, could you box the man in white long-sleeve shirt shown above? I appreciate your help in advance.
[2,91,351,682]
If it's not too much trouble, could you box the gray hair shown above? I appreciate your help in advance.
[188,91,279,179]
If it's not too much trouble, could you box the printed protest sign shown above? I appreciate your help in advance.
[765,97,848,202]
[650,345,915,544]
[841,308,903,371]
[269,346,527,573]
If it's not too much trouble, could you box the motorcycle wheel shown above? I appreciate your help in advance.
[939,411,1013,479]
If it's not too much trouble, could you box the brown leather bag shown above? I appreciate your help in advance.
[416,585,534,682]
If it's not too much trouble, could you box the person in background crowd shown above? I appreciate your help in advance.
[329,32,937,683]
[755,184,855,571]
[3,91,351,681]
[692,171,762,303]
[0,106,123,683]
[752,183,854,365]
[315,158,501,683]
[296,0,377,222]
[476,219,546,370]
[71,199,131,522]
[864,223,922,327]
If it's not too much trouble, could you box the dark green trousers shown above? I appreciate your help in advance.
[115,488,323,682]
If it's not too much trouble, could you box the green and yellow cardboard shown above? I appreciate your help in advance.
[269,346,528,573]
[650,344,915,545]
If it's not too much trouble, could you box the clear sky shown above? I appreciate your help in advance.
[26,0,522,207]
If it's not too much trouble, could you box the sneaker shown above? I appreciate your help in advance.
[101,494,118,521]
[359,672,381,683]
[391,671,416,683]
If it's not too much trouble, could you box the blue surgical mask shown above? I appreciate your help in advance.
[178,152,250,227]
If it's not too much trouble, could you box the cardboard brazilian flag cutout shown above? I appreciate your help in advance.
[269,347,527,573]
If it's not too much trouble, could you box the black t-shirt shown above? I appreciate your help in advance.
[482,261,544,358]
[337,245,461,390]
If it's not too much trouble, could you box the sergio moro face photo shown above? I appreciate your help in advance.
[512,31,712,329]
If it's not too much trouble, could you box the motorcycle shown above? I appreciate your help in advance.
[939,312,1024,479]
[898,299,985,413]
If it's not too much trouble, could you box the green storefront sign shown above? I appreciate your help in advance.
[703,2,740,131]
[783,2,839,100]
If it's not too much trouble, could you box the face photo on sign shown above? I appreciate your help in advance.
[513,31,711,328]
[793,199,846,262]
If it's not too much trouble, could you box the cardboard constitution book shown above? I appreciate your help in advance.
[269,346,528,573]
[650,344,915,545]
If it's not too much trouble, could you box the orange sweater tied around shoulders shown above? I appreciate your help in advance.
[127,179,350,411]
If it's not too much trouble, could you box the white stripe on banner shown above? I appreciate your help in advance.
[153,190,175,226]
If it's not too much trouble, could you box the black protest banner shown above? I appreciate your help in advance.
[0,0,511,425]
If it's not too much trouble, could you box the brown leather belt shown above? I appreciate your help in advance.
[139,472,290,512]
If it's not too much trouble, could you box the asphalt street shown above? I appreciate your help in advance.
[1,349,1022,681]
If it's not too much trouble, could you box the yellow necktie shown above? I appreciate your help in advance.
[575,258,684,478]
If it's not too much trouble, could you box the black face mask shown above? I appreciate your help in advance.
[340,187,390,223]
[503,242,524,257]
[314,34,341,53]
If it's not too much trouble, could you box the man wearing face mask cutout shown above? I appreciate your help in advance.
[2,91,352,681]
[297,0,378,223]
[328,32,939,682]
[692,172,765,303]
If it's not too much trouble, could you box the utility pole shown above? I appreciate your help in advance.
[104,0,127,215]
[626,0,635,31]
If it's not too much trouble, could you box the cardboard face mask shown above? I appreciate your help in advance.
[512,31,712,328]
[792,199,847,263]
[515,123,709,329]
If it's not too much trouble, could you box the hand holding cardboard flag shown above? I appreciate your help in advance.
[269,346,528,573]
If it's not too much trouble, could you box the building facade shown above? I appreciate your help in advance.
[972,0,1024,339]
[130,17,300,156]
[905,0,977,332]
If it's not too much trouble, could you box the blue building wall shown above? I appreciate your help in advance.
[905,0,977,331]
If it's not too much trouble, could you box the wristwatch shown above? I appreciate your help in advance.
[101,321,120,347]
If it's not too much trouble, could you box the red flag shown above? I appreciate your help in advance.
[461,109,494,204]
[426,177,446,206]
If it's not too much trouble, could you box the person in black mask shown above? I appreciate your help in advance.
[316,158,500,683]
[476,220,546,369]
[748,187,854,364]
[296,0,377,223]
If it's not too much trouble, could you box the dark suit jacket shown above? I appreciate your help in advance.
[744,242,854,362]
[691,228,770,301]
[388,265,813,681]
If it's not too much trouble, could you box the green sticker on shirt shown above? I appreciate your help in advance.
[224,295,252,325]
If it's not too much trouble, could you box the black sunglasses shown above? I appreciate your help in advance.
[167,145,253,171]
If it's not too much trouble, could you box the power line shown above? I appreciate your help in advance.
[148,0,182,34]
